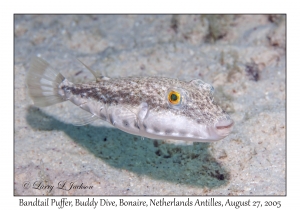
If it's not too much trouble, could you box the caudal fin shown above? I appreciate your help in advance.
[26,57,66,107]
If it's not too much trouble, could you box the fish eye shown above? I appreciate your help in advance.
[168,90,181,105]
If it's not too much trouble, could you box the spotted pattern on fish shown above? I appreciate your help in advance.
[26,57,234,142]
[61,77,225,125]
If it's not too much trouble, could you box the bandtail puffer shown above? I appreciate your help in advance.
[26,57,233,142]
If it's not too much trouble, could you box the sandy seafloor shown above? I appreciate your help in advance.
[14,15,286,195]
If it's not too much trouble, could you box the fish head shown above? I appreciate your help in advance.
[140,79,233,142]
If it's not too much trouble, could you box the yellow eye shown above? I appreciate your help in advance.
[168,90,181,105]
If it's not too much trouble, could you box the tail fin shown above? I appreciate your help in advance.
[26,57,66,107]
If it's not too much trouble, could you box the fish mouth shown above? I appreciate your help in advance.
[214,118,234,137]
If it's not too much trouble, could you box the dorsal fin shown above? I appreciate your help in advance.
[77,59,110,82]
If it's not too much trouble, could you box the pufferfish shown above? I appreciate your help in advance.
[26,57,233,142]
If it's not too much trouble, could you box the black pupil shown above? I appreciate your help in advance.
[171,93,178,101]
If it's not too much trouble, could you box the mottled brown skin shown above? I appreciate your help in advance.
[26,57,233,141]
[63,77,226,126]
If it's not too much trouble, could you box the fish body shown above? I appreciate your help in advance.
[26,57,233,142]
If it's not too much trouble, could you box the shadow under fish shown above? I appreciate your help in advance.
[26,105,230,189]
